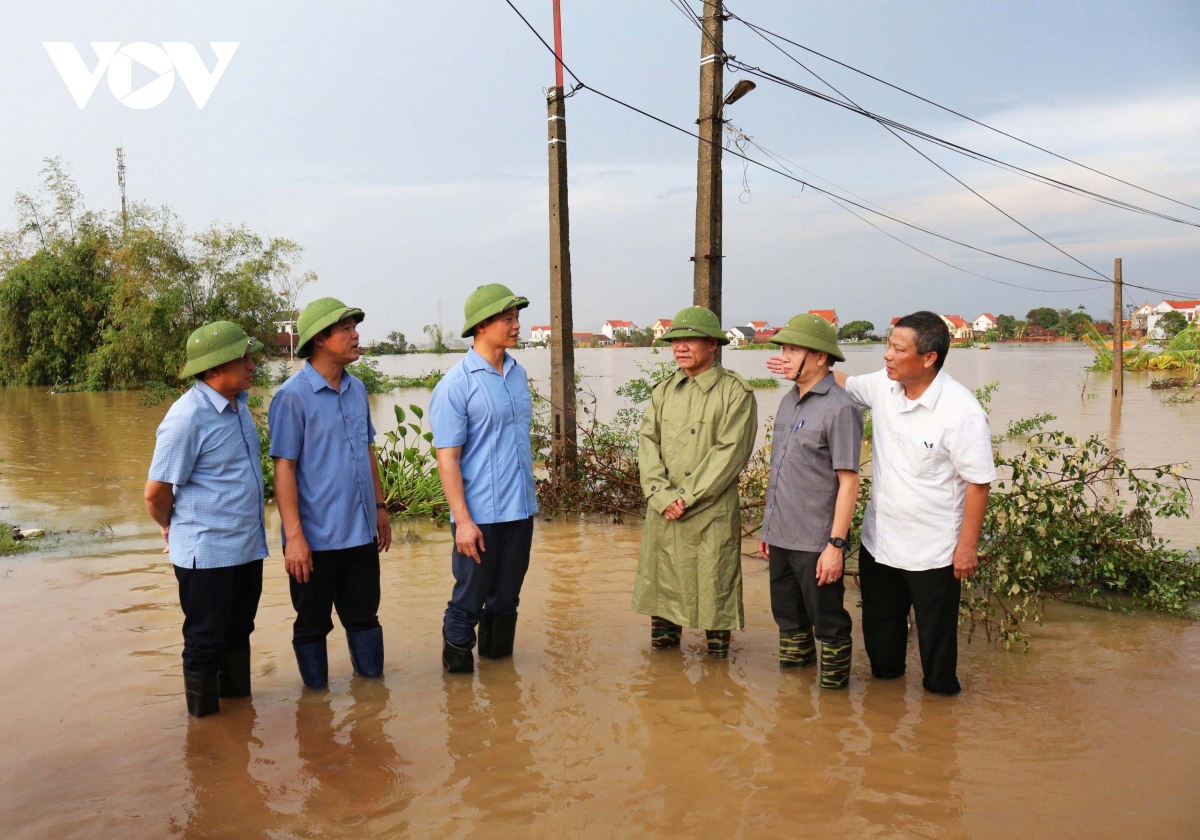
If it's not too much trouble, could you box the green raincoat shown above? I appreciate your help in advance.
[633,364,757,631]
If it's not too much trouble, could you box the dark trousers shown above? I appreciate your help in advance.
[174,559,264,672]
[290,542,381,645]
[443,518,534,647]
[768,546,853,643]
[859,547,962,696]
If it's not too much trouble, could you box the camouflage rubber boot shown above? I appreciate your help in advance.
[651,616,682,649]
[819,640,852,690]
[779,629,817,669]
[705,630,732,658]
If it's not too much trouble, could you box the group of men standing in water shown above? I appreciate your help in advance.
[146,286,993,717]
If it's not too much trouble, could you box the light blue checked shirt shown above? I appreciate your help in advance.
[148,381,268,569]
[268,362,378,551]
[429,348,537,524]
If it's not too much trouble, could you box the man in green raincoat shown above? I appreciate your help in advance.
[633,306,757,657]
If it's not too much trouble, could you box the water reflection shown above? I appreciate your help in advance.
[181,701,278,838]
[294,681,413,834]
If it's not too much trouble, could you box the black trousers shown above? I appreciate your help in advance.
[768,546,853,643]
[174,559,264,673]
[443,518,534,647]
[290,542,381,645]
[859,547,962,696]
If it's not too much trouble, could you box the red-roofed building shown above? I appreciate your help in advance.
[973,313,999,333]
[940,314,975,341]
[601,319,637,340]
[573,332,594,347]
[754,327,781,344]
[1147,299,1200,338]
[747,320,770,330]
[651,319,673,341]
[529,325,552,343]
[807,309,839,328]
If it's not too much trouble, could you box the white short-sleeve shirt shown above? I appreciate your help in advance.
[844,368,997,571]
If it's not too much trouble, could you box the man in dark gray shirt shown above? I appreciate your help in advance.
[758,314,863,689]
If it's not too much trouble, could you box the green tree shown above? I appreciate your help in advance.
[838,320,876,341]
[1026,307,1060,330]
[423,323,449,353]
[995,314,1019,338]
[1063,311,1094,339]
[1158,310,1188,339]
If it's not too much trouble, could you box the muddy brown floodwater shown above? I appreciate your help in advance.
[1,344,1198,838]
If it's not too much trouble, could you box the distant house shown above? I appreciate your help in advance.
[572,332,594,347]
[529,325,552,344]
[1093,321,1114,337]
[1023,324,1058,340]
[941,314,975,341]
[973,313,999,334]
[651,319,673,341]
[1130,302,1155,332]
[807,309,839,329]
[601,319,637,340]
[726,325,755,347]
[754,327,781,344]
[747,320,770,331]
[274,320,298,352]
[595,335,615,347]
[1146,299,1200,338]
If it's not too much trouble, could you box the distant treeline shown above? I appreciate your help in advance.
[0,158,312,390]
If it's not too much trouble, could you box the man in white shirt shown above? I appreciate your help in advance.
[773,311,995,695]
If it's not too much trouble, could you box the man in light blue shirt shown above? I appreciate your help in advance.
[269,297,392,691]
[431,284,537,674]
[145,321,268,718]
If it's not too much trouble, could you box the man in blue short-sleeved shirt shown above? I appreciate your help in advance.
[146,321,268,717]
[430,283,537,674]
[269,297,392,691]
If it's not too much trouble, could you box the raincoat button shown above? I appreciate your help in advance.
[685,471,691,477]
[691,428,696,434]
[651,486,658,492]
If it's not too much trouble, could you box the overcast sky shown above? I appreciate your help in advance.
[3,1,1199,341]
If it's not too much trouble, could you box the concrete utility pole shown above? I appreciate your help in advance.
[692,0,724,324]
[547,0,577,481]
[116,147,127,234]
[1112,257,1123,399]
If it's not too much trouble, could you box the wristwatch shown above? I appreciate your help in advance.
[828,536,847,549]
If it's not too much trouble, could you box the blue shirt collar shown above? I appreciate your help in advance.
[194,380,245,413]
[465,347,515,376]
[302,360,350,393]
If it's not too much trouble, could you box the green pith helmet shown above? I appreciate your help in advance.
[658,306,729,345]
[461,283,530,338]
[769,313,845,361]
[179,321,263,378]
[296,297,365,359]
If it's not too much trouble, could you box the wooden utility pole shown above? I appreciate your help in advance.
[1112,257,1123,399]
[547,0,576,482]
[692,0,724,323]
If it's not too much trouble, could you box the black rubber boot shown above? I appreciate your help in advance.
[779,629,817,669]
[184,668,220,718]
[480,613,517,659]
[217,648,252,698]
[442,636,474,674]
[477,611,496,658]
[651,616,682,649]
[347,627,384,678]
[293,640,329,690]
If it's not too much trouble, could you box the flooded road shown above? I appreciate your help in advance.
[1,344,1198,837]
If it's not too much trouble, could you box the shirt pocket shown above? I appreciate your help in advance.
[343,399,371,449]
[902,434,940,477]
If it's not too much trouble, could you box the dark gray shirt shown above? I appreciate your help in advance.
[760,373,863,552]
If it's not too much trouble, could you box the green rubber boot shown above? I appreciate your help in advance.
[705,630,731,658]
[820,640,852,690]
[779,629,816,669]
[651,616,682,649]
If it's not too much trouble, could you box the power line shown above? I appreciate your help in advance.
[725,10,1200,216]
[726,24,1113,284]
[498,0,1199,300]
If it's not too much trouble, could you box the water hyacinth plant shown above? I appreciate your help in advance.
[376,404,448,521]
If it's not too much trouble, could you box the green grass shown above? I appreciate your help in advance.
[393,371,445,389]
[745,377,780,388]
[0,523,30,556]
[732,343,777,350]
